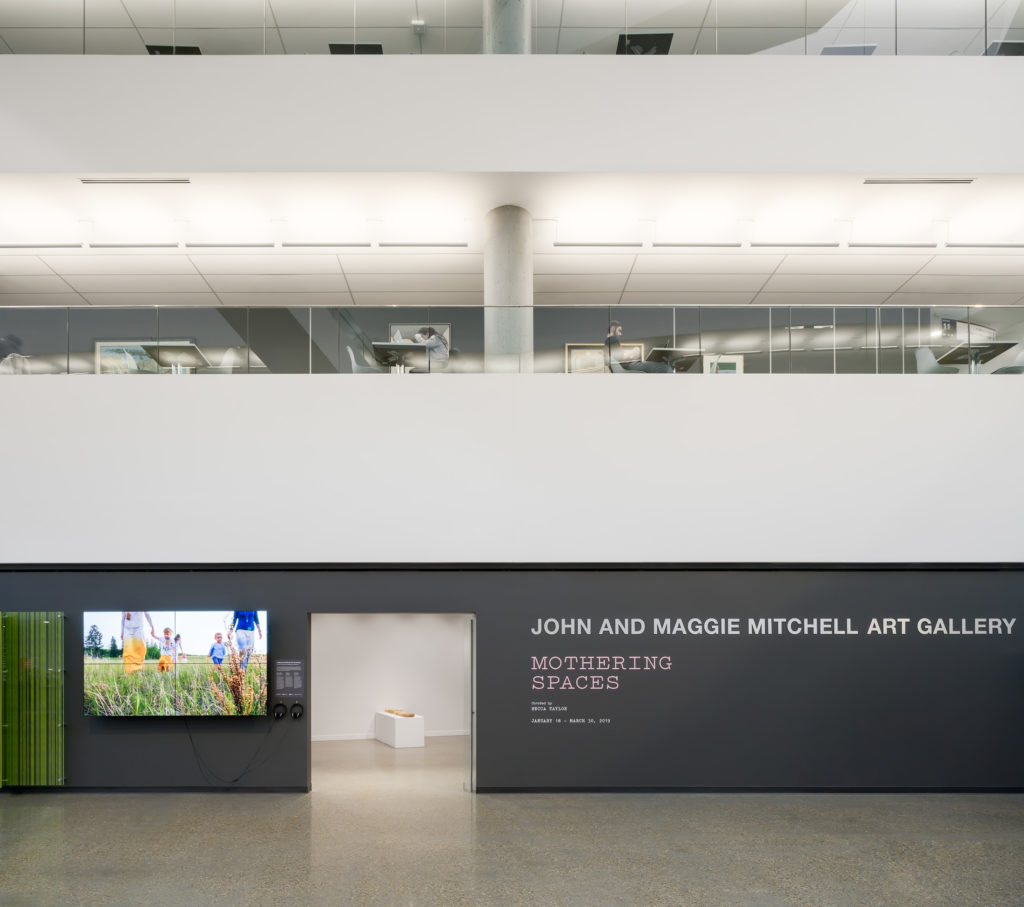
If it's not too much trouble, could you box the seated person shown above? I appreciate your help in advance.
[411,327,450,372]
[606,321,670,373]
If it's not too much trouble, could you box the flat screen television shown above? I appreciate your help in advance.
[83,610,268,717]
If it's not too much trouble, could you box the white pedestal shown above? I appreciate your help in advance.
[374,711,425,748]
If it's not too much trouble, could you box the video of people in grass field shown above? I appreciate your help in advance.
[83,610,268,717]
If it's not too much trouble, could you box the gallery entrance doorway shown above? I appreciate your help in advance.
[309,613,475,794]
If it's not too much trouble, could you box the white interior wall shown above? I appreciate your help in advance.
[0,56,1021,174]
[310,613,472,740]
[1,375,1021,564]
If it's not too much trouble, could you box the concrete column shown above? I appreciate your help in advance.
[484,205,533,374]
[483,0,532,54]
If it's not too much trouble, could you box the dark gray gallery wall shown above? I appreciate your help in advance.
[1,567,1022,792]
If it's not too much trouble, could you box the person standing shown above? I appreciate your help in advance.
[121,611,156,674]
[229,611,262,670]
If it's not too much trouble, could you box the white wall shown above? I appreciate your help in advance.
[1,375,1022,564]
[310,613,471,740]
[0,56,1021,174]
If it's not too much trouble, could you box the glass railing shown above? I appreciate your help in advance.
[0,1,1020,56]
[3,304,1023,375]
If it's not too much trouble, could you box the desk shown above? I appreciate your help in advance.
[646,348,702,372]
[371,342,429,373]
[936,341,1017,374]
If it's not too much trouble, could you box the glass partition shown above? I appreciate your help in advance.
[699,307,770,374]
[5,304,1024,376]
[0,0,1010,55]
[0,307,67,374]
[68,307,159,375]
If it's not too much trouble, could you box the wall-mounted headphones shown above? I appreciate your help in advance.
[290,703,304,720]
[272,703,287,720]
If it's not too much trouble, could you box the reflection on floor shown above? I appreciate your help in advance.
[1,736,1023,906]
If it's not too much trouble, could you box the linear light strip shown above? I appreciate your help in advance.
[80,178,190,185]
[184,243,276,248]
[553,242,643,248]
[379,242,470,248]
[863,178,974,185]
[0,243,84,249]
[651,242,743,248]
[89,243,179,249]
[282,242,372,248]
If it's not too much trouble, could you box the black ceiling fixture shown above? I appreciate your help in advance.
[329,43,384,55]
[616,33,673,55]
[146,45,201,55]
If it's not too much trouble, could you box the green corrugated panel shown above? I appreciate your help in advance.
[1,612,64,786]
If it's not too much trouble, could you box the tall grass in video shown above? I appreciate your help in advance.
[84,651,267,717]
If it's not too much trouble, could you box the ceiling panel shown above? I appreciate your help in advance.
[119,0,177,29]
[717,0,812,27]
[138,27,273,54]
[279,26,355,52]
[754,292,895,306]
[80,292,220,306]
[43,254,200,275]
[626,273,767,292]
[0,275,74,293]
[0,293,82,306]
[919,255,1024,276]
[190,254,342,275]
[775,254,932,274]
[62,274,212,293]
[0,256,54,276]
[340,253,483,274]
[205,274,350,293]
[345,273,483,292]
[534,254,635,274]
[216,291,353,306]
[559,0,628,28]
[265,0,357,28]
[84,0,135,28]
[633,254,782,273]
[0,1,85,27]
[351,2,421,29]
[349,291,483,306]
[167,0,269,29]
[0,28,86,52]
[899,275,1024,294]
[550,28,619,54]
[535,292,626,307]
[628,1,714,29]
[535,274,627,293]
[619,291,759,305]
[760,274,910,293]
[83,29,149,53]
[694,25,807,54]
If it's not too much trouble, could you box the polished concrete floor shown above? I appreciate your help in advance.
[1,737,1022,906]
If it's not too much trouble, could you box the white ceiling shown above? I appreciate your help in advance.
[2,172,1024,307]
[0,1,1020,55]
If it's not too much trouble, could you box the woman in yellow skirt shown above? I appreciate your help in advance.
[121,611,156,674]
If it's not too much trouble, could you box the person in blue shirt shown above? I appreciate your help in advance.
[208,632,227,667]
[229,611,262,670]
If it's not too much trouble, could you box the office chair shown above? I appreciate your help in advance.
[346,345,386,374]
[913,347,958,375]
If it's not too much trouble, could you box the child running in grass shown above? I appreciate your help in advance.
[174,633,186,663]
[208,632,227,668]
[157,627,176,673]
[121,611,156,674]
